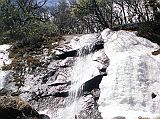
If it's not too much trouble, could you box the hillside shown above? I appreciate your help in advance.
[1,29,160,119]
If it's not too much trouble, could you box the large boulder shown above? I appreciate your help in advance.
[0,96,39,119]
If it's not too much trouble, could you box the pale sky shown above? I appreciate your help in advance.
[46,0,59,6]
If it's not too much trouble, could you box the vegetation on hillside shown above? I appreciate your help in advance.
[0,0,160,44]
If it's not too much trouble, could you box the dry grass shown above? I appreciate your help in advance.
[0,96,29,110]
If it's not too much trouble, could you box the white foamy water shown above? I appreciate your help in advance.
[98,29,160,119]
[0,45,11,89]
[44,34,105,119]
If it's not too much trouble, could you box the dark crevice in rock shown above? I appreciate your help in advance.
[42,70,57,84]
[92,40,104,52]
[0,108,23,119]
[99,67,107,73]
[152,49,160,55]
[82,75,103,95]
[39,114,50,119]
[29,92,69,101]
[54,92,69,97]
[56,65,72,68]
[42,78,48,84]
[43,70,56,79]
[48,81,71,86]
[54,40,104,60]
[76,65,107,98]
[48,70,56,77]
[54,50,77,60]
[0,88,9,96]
[99,66,107,76]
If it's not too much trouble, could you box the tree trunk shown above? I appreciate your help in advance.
[121,0,127,24]
[92,0,109,28]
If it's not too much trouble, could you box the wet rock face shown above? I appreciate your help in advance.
[3,34,109,119]
[54,40,104,60]
[77,90,103,119]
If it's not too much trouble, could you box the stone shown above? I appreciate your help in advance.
[112,116,126,119]
[2,33,109,119]
[39,114,50,119]
[0,96,39,119]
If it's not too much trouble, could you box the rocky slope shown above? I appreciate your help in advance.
[1,29,160,119]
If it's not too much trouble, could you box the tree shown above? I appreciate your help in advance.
[0,0,53,41]
[71,0,110,33]
[50,0,74,34]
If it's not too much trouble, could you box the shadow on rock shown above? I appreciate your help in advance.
[39,114,50,119]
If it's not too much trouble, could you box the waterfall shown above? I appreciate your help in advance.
[55,54,97,119]
[52,34,105,119]
[68,53,98,118]
[2,30,160,119]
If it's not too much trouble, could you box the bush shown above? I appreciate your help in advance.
[0,0,57,45]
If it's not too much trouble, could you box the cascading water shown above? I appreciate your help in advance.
[68,53,99,118]
[51,34,106,119]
